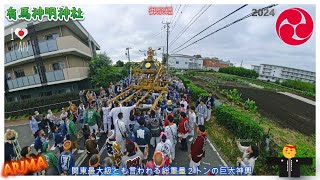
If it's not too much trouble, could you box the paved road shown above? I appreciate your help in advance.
[5,122,228,175]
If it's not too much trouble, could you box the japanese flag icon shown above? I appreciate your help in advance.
[15,28,28,40]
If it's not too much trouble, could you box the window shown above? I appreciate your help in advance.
[34,66,39,74]
[52,62,65,71]
[40,91,52,97]
[176,61,179,64]
[20,94,31,100]
[5,72,11,80]
[46,33,59,40]
[185,62,188,65]
[14,69,25,78]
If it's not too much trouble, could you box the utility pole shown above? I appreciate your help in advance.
[126,47,132,62]
[162,22,170,71]
[240,60,243,67]
[126,47,132,84]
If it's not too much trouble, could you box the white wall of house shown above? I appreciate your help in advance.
[169,55,203,69]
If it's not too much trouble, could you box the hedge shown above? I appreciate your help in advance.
[215,105,264,143]
[219,66,259,78]
[178,75,208,100]
[280,80,315,93]
[5,92,80,118]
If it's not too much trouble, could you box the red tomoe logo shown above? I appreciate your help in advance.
[276,8,313,46]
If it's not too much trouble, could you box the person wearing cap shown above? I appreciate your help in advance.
[60,108,68,122]
[155,132,173,165]
[196,100,207,126]
[121,141,147,168]
[34,111,43,123]
[166,100,173,114]
[42,142,59,175]
[178,112,189,152]
[133,116,151,157]
[58,140,75,175]
[66,115,84,154]
[189,125,207,174]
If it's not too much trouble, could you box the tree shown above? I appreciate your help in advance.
[116,60,124,67]
[89,52,112,78]
[90,66,122,87]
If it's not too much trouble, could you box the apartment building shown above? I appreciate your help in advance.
[251,64,315,83]
[168,54,203,70]
[4,19,100,102]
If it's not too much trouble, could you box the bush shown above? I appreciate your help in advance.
[280,80,315,93]
[215,105,264,143]
[219,66,259,78]
[244,99,258,112]
[220,88,242,105]
[5,92,80,118]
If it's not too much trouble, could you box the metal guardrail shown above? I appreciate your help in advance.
[5,99,80,115]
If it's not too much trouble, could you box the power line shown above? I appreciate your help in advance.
[170,4,248,53]
[169,5,211,47]
[170,5,181,25]
[171,4,188,33]
[171,4,278,54]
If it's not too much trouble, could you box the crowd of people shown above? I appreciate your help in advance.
[4,74,259,176]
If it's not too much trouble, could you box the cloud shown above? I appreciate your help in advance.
[4,4,316,72]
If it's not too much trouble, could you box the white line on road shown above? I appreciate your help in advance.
[201,162,211,165]
[5,123,29,128]
[207,138,228,166]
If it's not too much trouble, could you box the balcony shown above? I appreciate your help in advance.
[46,70,65,82]
[5,39,58,64]
[4,36,91,65]
[6,67,88,91]
[7,74,41,90]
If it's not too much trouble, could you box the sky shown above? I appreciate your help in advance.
[4,4,316,72]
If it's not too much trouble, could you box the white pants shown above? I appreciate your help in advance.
[103,121,112,133]
[207,109,212,121]
[189,128,195,136]
[89,124,99,134]
[189,159,201,174]
[172,142,176,161]
[198,116,205,125]
[150,137,160,148]
[118,139,126,152]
